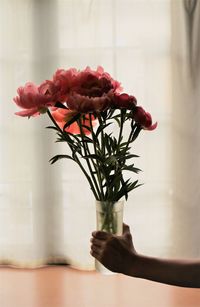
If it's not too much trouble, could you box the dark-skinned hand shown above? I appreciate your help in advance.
[90,223,137,274]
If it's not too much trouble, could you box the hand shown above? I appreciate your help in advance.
[90,223,137,274]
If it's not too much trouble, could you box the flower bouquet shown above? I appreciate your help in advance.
[13,66,157,273]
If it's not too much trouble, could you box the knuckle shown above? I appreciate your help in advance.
[91,244,97,251]
[125,233,132,239]
[109,236,117,245]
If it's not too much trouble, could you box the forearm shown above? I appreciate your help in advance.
[128,254,200,288]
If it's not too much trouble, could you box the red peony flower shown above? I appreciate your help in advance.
[67,93,111,113]
[133,106,157,130]
[111,93,137,110]
[52,68,79,102]
[13,82,55,117]
[71,66,122,96]
[39,80,60,100]
[52,66,122,113]
[14,67,123,117]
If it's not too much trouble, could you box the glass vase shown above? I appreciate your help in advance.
[95,200,124,274]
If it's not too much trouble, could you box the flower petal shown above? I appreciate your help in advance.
[15,108,39,117]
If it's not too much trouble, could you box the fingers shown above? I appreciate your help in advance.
[90,231,111,261]
[90,238,103,260]
[90,242,101,253]
[90,249,100,260]
[92,225,131,239]
[123,223,130,234]
[90,237,104,247]
[92,230,111,240]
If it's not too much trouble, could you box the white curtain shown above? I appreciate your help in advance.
[0,0,193,270]
[171,0,200,258]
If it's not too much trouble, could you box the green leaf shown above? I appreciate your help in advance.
[119,142,129,147]
[101,110,108,121]
[111,113,121,120]
[71,143,82,155]
[122,164,141,173]
[105,156,118,166]
[46,126,60,132]
[55,133,74,146]
[72,149,82,159]
[82,138,93,144]
[104,134,111,155]
[78,134,93,144]
[54,102,68,109]
[131,126,142,142]
[127,181,143,193]
[108,172,122,189]
[118,154,139,162]
[49,154,74,164]
[63,113,81,130]
[124,112,133,121]
[107,109,115,119]
[122,177,129,200]
[81,124,92,133]
[114,183,128,201]
[82,154,103,162]
[125,154,140,159]
[113,116,121,127]
[112,177,143,202]
[96,122,112,138]
[67,132,82,141]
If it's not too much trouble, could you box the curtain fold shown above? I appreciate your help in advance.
[0,0,178,269]
[171,0,200,257]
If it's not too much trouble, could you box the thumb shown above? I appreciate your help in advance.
[123,223,130,235]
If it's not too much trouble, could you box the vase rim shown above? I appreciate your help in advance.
[95,200,124,204]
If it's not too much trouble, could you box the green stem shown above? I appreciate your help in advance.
[101,202,116,233]
[97,113,112,198]
[47,110,99,200]
[123,122,141,163]
[113,109,125,196]
[97,113,105,156]
[89,114,105,200]
[117,109,125,151]
[77,117,101,200]
[131,125,142,142]
[47,109,65,135]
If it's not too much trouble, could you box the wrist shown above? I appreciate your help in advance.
[122,251,141,277]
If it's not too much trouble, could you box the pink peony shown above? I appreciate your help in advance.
[52,66,122,113]
[52,68,79,102]
[71,66,122,96]
[133,106,157,130]
[111,93,137,110]
[14,67,123,117]
[51,108,96,135]
[14,82,55,117]
[67,93,111,113]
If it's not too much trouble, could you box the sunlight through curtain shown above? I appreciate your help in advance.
[171,0,200,258]
[0,0,174,269]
